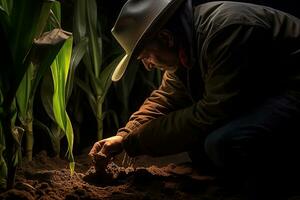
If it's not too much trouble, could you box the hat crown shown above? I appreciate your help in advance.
[112,0,172,53]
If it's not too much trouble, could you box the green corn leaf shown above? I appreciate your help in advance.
[82,54,93,76]
[10,100,24,167]
[50,36,75,174]
[10,0,43,56]
[51,1,61,24]
[65,114,75,174]
[66,37,88,100]
[0,0,12,16]
[75,76,98,118]
[40,69,55,122]
[73,0,86,42]
[86,0,101,77]
[33,119,53,141]
[8,0,44,95]
[0,1,11,32]
[70,37,88,74]
[73,0,100,97]
[40,29,74,123]
[97,37,103,74]
[81,54,102,96]
[10,99,17,128]
[34,1,53,38]
[1,0,56,107]
[32,29,71,100]
[33,119,60,155]
[75,77,97,110]
[98,55,123,102]
[47,1,61,30]
[16,62,34,119]
[51,38,71,128]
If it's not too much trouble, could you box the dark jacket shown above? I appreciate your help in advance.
[117,1,300,157]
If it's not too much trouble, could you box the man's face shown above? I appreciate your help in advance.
[137,30,180,72]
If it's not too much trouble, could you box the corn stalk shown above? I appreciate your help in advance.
[73,0,122,140]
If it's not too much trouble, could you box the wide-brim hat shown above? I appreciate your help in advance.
[111,0,185,81]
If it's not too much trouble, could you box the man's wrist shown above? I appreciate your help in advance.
[116,130,129,138]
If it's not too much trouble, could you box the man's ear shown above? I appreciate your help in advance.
[157,29,174,47]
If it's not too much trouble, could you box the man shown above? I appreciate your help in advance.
[90,0,300,198]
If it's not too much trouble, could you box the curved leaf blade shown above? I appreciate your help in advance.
[50,36,75,173]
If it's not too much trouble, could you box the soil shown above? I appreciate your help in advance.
[1,148,300,200]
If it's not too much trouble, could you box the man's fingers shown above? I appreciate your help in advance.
[99,142,111,156]
[88,136,123,162]
[89,140,105,157]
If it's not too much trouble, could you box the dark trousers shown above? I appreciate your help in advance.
[191,93,300,199]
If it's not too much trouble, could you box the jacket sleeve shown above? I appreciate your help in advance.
[122,24,270,157]
[116,71,193,137]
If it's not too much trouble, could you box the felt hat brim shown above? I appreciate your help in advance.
[111,0,185,81]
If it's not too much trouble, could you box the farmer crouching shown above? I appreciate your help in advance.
[89,0,300,199]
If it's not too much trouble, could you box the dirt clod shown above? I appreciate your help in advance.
[92,152,110,173]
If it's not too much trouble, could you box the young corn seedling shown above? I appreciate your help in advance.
[49,35,75,174]
[40,33,89,157]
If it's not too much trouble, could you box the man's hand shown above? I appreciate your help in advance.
[88,135,124,159]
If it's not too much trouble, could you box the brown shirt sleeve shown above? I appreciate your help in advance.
[116,71,193,137]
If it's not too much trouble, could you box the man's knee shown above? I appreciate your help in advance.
[204,125,272,170]
[204,129,226,168]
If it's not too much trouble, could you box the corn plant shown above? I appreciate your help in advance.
[0,0,73,189]
[40,34,89,157]
[23,6,75,167]
[15,1,69,162]
[0,0,47,189]
[73,0,122,140]
[22,1,78,159]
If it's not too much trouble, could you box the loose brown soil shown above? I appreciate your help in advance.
[1,149,300,200]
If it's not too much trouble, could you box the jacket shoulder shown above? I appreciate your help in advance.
[193,1,297,33]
